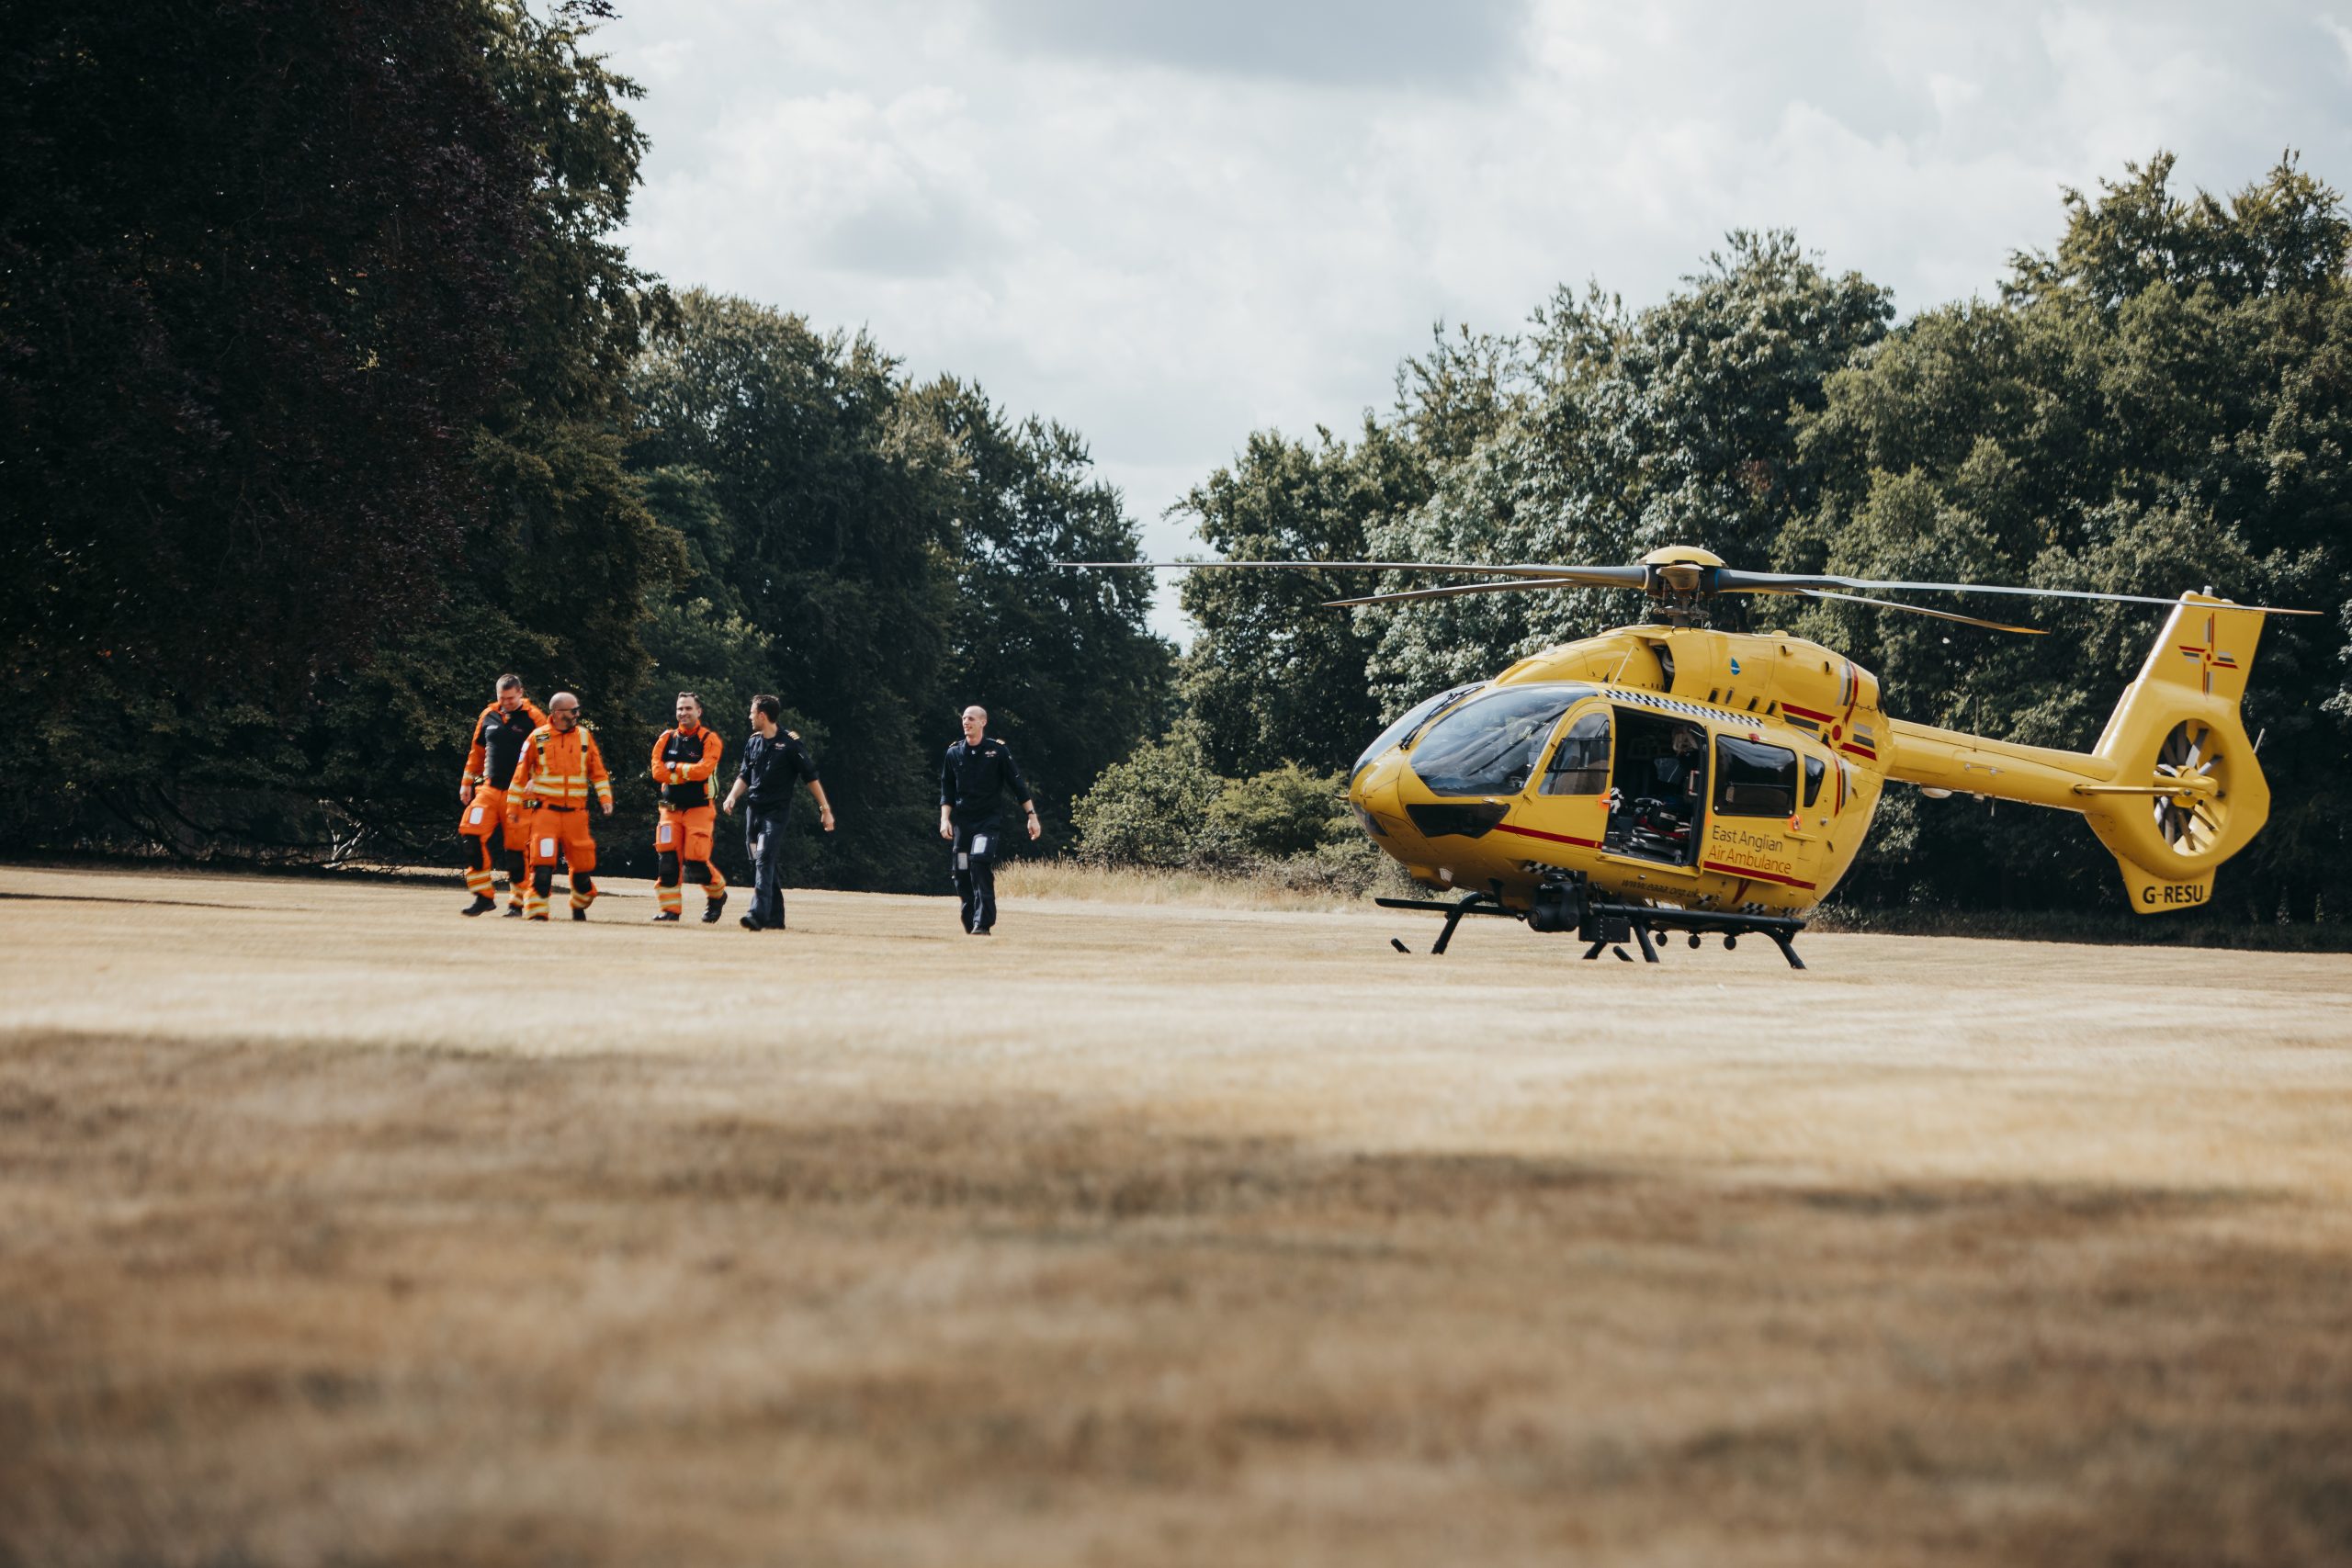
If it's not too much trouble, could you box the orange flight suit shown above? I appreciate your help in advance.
[459,700,548,904]
[510,720,613,920]
[650,724,727,919]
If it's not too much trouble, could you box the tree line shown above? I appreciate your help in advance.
[1,1,1168,893]
[7,4,2346,923]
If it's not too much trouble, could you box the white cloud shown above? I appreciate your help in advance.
[593,0,2352,639]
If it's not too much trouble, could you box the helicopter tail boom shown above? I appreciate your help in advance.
[1883,595,2272,914]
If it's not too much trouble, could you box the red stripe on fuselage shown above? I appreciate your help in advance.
[1494,822,1600,849]
[1781,702,1836,724]
[1702,860,1816,891]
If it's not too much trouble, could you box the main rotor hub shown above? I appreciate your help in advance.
[1639,546,1726,623]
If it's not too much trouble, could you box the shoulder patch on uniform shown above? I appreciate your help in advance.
[786,730,801,739]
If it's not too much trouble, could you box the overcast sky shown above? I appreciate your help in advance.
[594,0,2352,640]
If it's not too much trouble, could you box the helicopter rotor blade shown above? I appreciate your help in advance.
[1318,577,1590,609]
[1059,558,2318,617]
[1792,590,2047,636]
[1056,559,1650,588]
[1718,569,2319,617]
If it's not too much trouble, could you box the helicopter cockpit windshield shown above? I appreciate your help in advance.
[1351,682,1486,784]
[1408,684,1590,796]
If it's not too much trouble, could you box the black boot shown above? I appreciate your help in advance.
[462,895,498,917]
[650,910,681,923]
[701,891,729,924]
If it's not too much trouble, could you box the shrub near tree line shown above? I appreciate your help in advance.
[1070,737,1391,897]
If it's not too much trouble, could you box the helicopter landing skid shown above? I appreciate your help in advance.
[1580,902,1808,970]
[1373,891,1519,954]
[1374,891,1808,970]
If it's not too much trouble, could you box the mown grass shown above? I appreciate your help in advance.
[16,847,2346,949]
[1810,899,2352,952]
[998,850,1417,912]
[4,866,2350,1566]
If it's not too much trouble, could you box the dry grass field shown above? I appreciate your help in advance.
[2,862,2349,1567]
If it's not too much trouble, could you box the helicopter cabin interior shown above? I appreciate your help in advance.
[1541,704,1817,868]
[1592,707,1708,864]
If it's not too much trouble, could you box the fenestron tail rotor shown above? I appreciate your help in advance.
[2153,720,2226,855]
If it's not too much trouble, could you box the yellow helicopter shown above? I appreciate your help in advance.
[1070,546,2315,967]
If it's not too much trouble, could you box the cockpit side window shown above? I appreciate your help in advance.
[1713,735,1798,817]
[1802,752,1826,808]
[1540,710,1611,795]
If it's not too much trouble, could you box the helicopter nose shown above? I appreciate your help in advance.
[1350,754,1407,836]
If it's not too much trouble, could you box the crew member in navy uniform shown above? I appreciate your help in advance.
[721,694,833,931]
[938,705,1040,935]
[457,674,548,916]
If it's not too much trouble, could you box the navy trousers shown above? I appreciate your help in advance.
[746,807,788,927]
[951,817,1001,932]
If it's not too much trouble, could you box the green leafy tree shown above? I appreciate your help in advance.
[1365,232,1892,711]
[0,0,526,705]
[313,0,680,863]
[1792,154,2352,919]
[1176,423,1430,775]
[629,290,957,890]
[912,378,1173,845]
[0,0,675,861]
[1176,322,1529,776]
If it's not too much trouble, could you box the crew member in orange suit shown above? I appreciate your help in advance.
[510,691,614,921]
[649,691,729,923]
[458,674,548,916]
